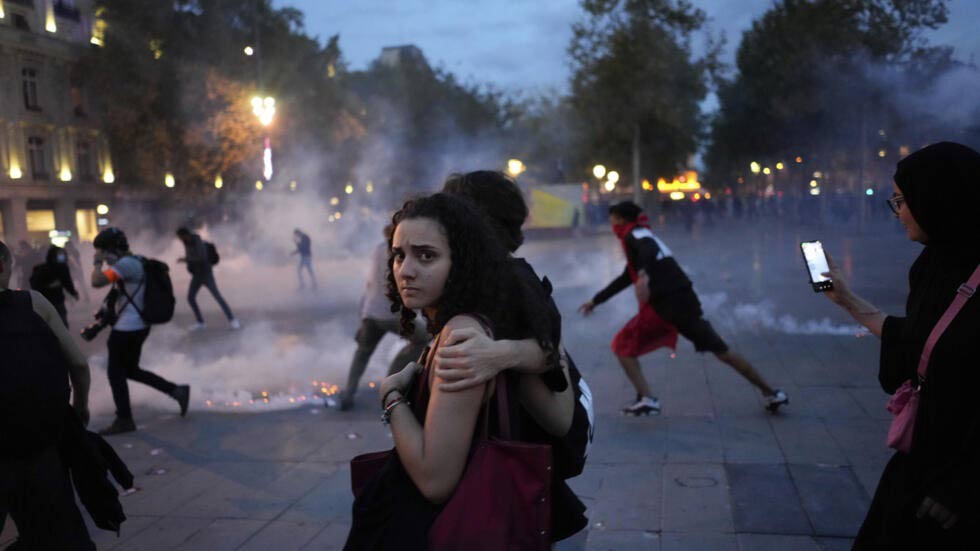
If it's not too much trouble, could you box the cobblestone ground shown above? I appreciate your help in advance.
[2,216,918,550]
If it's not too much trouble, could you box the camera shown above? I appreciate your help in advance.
[80,290,118,341]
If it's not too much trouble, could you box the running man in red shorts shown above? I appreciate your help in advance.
[579,201,788,415]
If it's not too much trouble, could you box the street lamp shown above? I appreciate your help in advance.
[251,96,276,127]
[592,164,607,180]
[243,45,254,56]
[214,175,223,189]
[506,159,525,177]
[750,161,761,174]
[607,171,620,184]
[164,173,175,188]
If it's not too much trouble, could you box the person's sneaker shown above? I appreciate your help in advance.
[765,390,789,413]
[98,417,137,436]
[230,318,242,330]
[189,322,206,331]
[173,385,191,417]
[623,396,661,416]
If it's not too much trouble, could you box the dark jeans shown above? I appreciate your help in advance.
[344,318,428,399]
[188,271,235,322]
[0,447,95,551]
[108,328,177,419]
[297,255,317,290]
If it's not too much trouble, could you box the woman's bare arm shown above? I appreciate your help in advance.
[388,315,490,503]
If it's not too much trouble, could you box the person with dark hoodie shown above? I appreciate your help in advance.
[0,239,95,550]
[822,142,980,549]
[579,201,788,415]
[30,244,79,328]
[176,227,240,330]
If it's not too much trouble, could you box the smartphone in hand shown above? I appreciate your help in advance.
[800,240,833,292]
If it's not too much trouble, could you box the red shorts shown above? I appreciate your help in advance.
[611,303,679,357]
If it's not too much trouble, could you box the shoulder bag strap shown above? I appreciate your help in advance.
[917,264,980,379]
[114,257,147,321]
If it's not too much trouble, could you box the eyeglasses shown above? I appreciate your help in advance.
[886,194,905,215]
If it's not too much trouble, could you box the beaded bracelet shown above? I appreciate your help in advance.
[382,398,409,426]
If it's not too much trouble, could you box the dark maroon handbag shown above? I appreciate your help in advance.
[428,374,552,550]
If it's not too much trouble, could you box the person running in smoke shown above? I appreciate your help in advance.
[176,227,240,330]
[292,228,317,291]
[92,227,190,435]
[30,244,79,328]
[579,201,788,415]
[64,240,90,302]
[339,224,428,411]
[0,239,95,550]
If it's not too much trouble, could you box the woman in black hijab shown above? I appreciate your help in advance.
[823,142,980,548]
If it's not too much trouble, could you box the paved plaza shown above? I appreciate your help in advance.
[2,217,919,550]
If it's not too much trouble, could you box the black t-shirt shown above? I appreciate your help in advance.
[593,227,697,314]
[296,233,312,256]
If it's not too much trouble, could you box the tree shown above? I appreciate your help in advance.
[704,0,961,190]
[568,0,721,190]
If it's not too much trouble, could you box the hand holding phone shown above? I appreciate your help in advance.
[800,241,833,292]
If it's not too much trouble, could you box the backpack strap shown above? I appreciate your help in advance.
[917,264,980,381]
[114,256,147,322]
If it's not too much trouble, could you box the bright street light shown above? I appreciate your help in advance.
[251,96,276,126]
[607,171,620,184]
[603,180,615,192]
[214,175,223,189]
[164,173,175,188]
[750,161,761,174]
[506,159,526,177]
[244,45,254,56]
[96,204,109,215]
[592,164,607,179]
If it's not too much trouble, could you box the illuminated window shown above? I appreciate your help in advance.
[75,209,98,242]
[28,136,49,180]
[22,68,40,111]
[26,210,56,233]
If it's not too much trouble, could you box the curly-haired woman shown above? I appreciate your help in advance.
[822,142,980,548]
[345,193,555,549]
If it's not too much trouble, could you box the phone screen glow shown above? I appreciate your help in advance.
[802,242,831,283]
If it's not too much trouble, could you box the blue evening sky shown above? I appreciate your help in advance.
[272,0,980,96]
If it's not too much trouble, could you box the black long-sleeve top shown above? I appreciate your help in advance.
[857,246,980,547]
[592,228,693,307]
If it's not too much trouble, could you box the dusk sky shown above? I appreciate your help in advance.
[272,0,980,96]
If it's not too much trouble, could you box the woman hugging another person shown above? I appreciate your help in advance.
[345,192,576,549]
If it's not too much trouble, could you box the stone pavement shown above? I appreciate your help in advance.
[1,218,918,550]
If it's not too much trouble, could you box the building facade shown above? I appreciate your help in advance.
[0,0,113,246]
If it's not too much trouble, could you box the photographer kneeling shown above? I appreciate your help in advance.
[90,227,189,435]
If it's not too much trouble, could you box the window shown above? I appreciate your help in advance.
[22,68,40,111]
[75,209,98,242]
[27,136,48,180]
[26,210,56,233]
[13,13,31,31]
[77,141,94,180]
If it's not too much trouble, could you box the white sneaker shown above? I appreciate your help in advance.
[189,322,206,332]
[765,390,789,413]
[623,396,661,416]
[230,318,242,330]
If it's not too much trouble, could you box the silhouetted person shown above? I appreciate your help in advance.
[30,245,79,328]
[292,228,317,291]
[0,239,95,549]
[176,227,239,330]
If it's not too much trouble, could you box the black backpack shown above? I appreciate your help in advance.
[552,349,594,479]
[118,256,175,325]
[205,241,220,265]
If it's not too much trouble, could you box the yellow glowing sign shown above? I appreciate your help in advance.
[657,170,701,193]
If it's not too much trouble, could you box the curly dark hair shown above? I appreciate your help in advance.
[442,171,528,253]
[385,193,516,338]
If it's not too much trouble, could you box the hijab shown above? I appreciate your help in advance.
[893,141,980,265]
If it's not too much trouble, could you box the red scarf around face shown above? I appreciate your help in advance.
[611,214,651,281]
